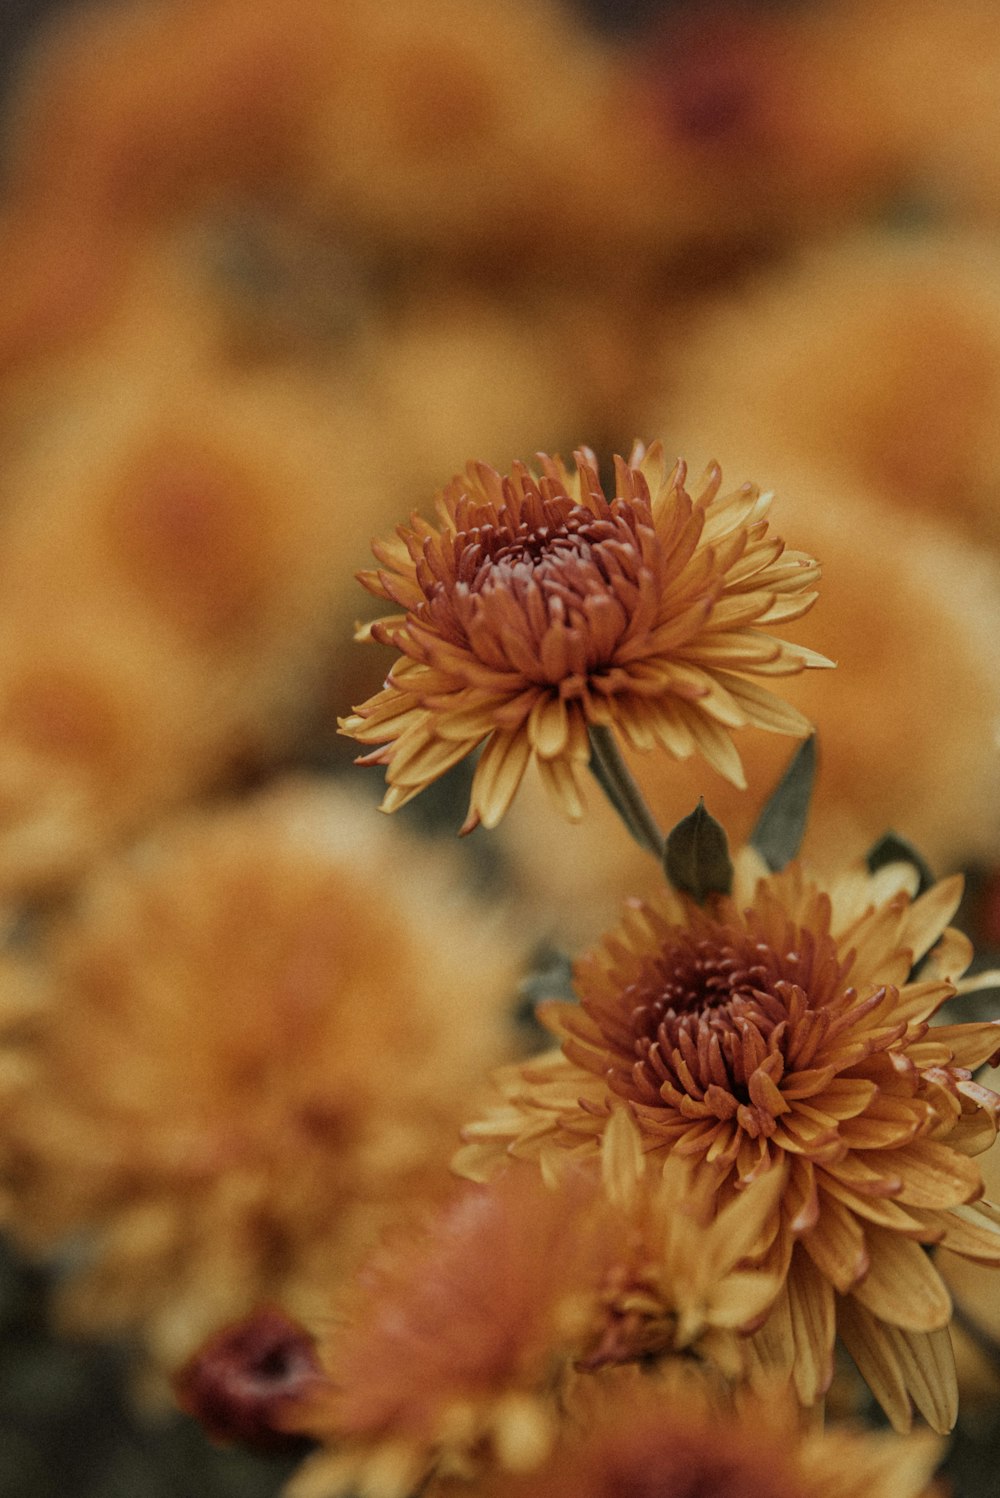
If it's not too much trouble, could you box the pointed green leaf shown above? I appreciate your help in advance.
[865,831,935,895]
[664,799,733,902]
[750,735,816,872]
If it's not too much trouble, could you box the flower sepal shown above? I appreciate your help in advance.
[663,799,733,903]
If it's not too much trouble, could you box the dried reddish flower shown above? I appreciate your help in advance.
[456,848,1000,1431]
[341,444,828,833]
[175,1307,321,1453]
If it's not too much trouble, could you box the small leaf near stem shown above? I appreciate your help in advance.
[587,725,666,860]
[664,800,734,902]
[750,734,817,872]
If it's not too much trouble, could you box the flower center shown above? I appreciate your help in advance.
[584,916,852,1138]
[426,496,652,689]
[464,506,627,603]
[624,933,790,1104]
[477,513,611,573]
[635,934,781,1017]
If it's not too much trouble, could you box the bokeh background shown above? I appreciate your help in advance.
[1,0,1000,1494]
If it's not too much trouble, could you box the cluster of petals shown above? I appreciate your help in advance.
[278,1154,786,1498]
[341,444,829,832]
[0,781,519,1370]
[456,848,1000,1431]
[423,1363,943,1498]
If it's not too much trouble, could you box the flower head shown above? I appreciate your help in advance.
[341,444,828,832]
[281,1165,613,1498]
[277,1154,784,1498]
[429,1364,943,1498]
[456,848,1000,1431]
[0,779,520,1373]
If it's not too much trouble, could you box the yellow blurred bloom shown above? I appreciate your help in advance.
[457,847,1000,1432]
[341,444,828,833]
[274,1151,784,1498]
[423,1363,943,1498]
[0,779,520,1373]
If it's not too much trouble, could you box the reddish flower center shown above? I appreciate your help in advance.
[466,510,624,595]
[557,1416,807,1498]
[596,1447,804,1498]
[418,494,654,688]
[584,918,852,1137]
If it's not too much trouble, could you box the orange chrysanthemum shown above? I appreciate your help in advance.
[341,444,829,832]
[274,1154,784,1498]
[0,779,520,1373]
[456,848,1000,1432]
[284,1167,609,1498]
[432,1365,943,1498]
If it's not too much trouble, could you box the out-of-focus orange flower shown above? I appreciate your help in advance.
[649,233,1000,548]
[342,444,827,833]
[843,0,1000,229]
[0,311,409,895]
[457,847,1000,1432]
[423,1365,943,1498]
[284,1167,610,1497]
[0,779,521,1373]
[0,0,689,383]
[272,1152,783,1498]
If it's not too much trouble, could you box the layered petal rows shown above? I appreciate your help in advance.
[456,850,1000,1430]
[341,445,829,831]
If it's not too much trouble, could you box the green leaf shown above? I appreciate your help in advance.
[750,735,816,872]
[865,831,935,895]
[664,800,733,902]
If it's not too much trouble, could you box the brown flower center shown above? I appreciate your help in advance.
[467,510,623,594]
[421,494,653,688]
[586,917,853,1137]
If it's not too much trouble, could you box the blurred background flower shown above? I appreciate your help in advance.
[0,781,523,1382]
[1,0,1000,1494]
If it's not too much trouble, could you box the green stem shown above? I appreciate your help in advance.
[587,725,666,861]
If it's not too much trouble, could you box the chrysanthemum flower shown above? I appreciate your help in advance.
[278,1166,608,1498]
[0,779,520,1374]
[426,1364,943,1498]
[275,1151,784,1498]
[341,444,829,833]
[456,848,1000,1431]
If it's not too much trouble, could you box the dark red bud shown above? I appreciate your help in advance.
[175,1307,322,1454]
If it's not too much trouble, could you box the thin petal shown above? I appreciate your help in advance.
[849,1228,952,1332]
